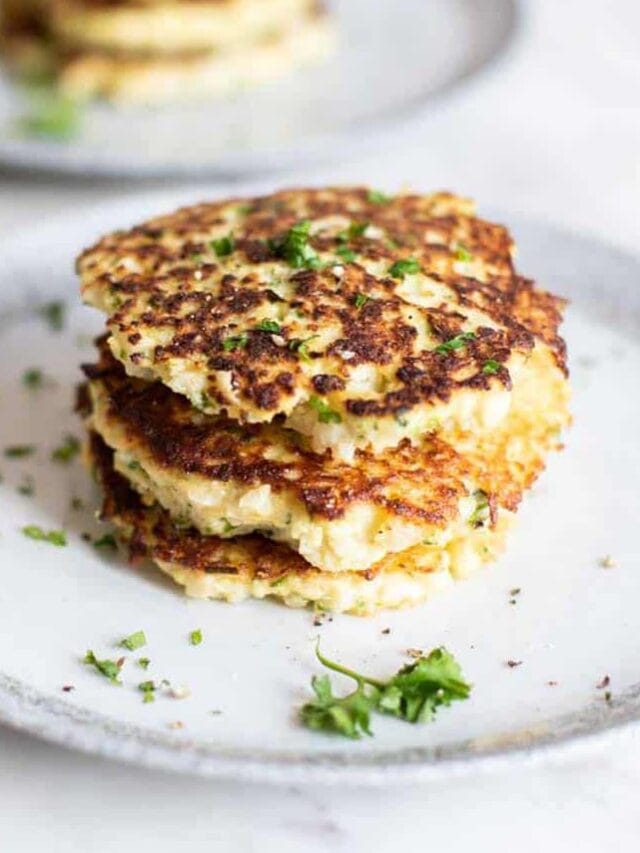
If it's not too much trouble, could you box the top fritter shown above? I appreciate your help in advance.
[78,187,566,460]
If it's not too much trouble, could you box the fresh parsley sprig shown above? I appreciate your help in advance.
[300,643,471,738]
[269,220,323,270]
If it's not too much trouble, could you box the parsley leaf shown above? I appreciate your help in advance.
[309,395,342,424]
[336,246,356,263]
[376,647,472,723]
[138,680,156,703]
[189,629,203,646]
[388,258,421,279]
[454,243,473,263]
[22,368,45,389]
[83,650,123,684]
[51,434,80,464]
[210,234,235,257]
[288,335,319,361]
[434,332,476,355]
[4,445,35,458]
[22,525,67,546]
[138,657,151,670]
[120,630,147,651]
[39,301,66,331]
[255,319,281,334]
[269,220,322,270]
[482,359,501,375]
[367,189,391,205]
[94,533,117,550]
[301,644,471,737]
[468,489,490,528]
[20,93,81,141]
[354,293,369,309]
[222,333,248,352]
[300,674,375,739]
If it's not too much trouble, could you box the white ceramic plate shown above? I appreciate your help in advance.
[0,187,639,786]
[0,0,517,177]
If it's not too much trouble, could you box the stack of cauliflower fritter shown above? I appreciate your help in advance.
[77,187,570,614]
[0,0,334,102]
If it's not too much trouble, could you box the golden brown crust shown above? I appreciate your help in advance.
[78,188,566,427]
[84,339,478,526]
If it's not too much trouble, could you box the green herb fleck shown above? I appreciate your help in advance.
[222,333,248,352]
[22,525,67,546]
[51,434,80,464]
[138,680,156,703]
[17,476,35,496]
[336,247,356,263]
[20,93,81,141]
[39,301,66,331]
[138,657,150,670]
[341,221,369,241]
[83,650,124,684]
[5,445,35,458]
[468,489,490,528]
[300,643,471,738]
[454,243,473,263]
[367,189,391,205]
[482,359,501,375]
[288,335,319,361]
[434,332,476,355]
[94,533,117,550]
[189,629,203,647]
[255,319,281,334]
[22,368,46,389]
[210,234,235,257]
[70,497,84,511]
[309,395,342,425]
[388,258,421,279]
[354,293,369,309]
[269,220,322,270]
[120,630,147,652]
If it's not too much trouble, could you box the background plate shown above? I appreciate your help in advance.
[0,0,517,177]
[0,187,638,786]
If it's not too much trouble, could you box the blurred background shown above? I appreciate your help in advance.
[0,1,639,850]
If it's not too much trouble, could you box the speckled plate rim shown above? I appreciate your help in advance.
[0,0,521,178]
[1,185,639,786]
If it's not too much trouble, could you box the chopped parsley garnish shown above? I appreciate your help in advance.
[336,246,357,263]
[22,368,44,389]
[300,643,471,738]
[288,335,319,361]
[5,445,35,458]
[339,221,369,241]
[222,333,248,352]
[39,300,66,331]
[189,629,203,646]
[468,489,490,528]
[482,359,501,375]
[22,525,67,546]
[210,234,235,257]
[309,395,342,425]
[51,434,80,464]
[454,243,473,263]
[94,533,117,550]
[269,220,322,270]
[388,258,421,279]
[20,93,81,141]
[138,657,150,670]
[434,332,476,355]
[83,650,124,684]
[353,293,369,309]
[120,630,147,651]
[138,680,156,703]
[367,189,392,205]
[255,319,281,334]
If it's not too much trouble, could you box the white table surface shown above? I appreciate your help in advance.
[1,1,639,850]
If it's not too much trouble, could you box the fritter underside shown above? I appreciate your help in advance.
[78,188,567,453]
[87,432,511,616]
